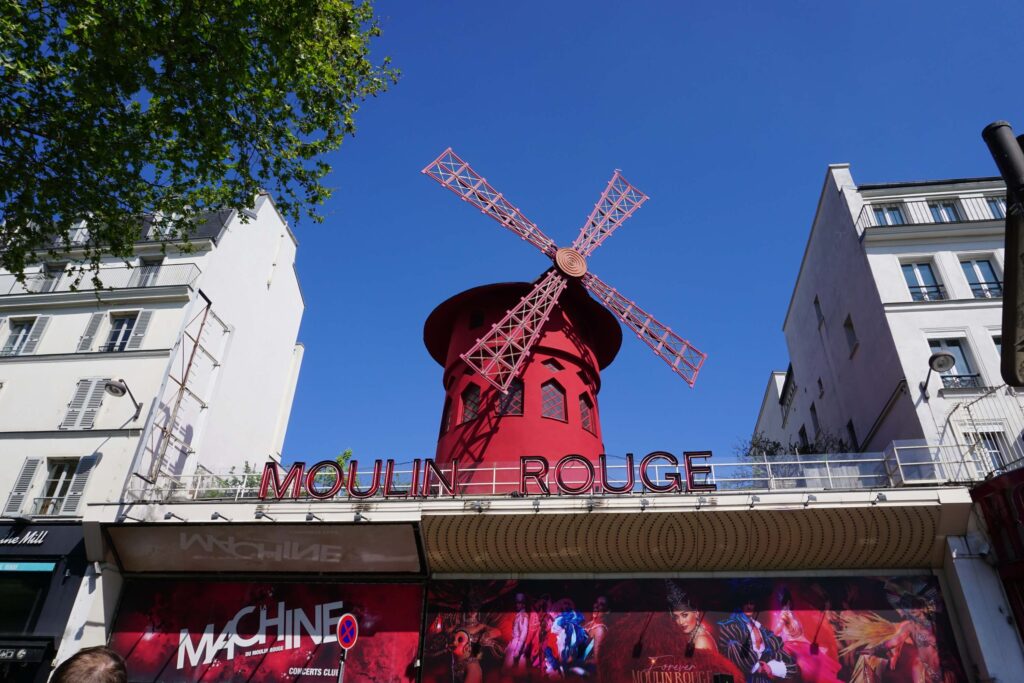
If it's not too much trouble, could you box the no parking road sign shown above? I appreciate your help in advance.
[336,613,359,683]
[338,613,358,650]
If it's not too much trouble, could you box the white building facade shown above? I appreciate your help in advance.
[0,194,304,681]
[753,165,1024,681]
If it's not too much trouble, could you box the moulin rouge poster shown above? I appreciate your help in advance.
[423,576,966,683]
[109,581,422,682]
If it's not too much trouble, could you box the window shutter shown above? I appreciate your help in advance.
[3,458,42,516]
[78,378,109,430]
[20,315,50,354]
[60,454,99,515]
[60,379,107,430]
[77,313,104,352]
[126,310,152,350]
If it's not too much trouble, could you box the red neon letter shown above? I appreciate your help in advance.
[554,455,595,494]
[684,451,717,492]
[347,459,382,499]
[598,453,634,494]
[259,461,305,499]
[519,456,550,496]
[383,459,409,497]
[639,451,682,493]
[304,460,343,500]
[423,459,459,497]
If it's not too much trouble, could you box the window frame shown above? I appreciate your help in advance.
[460,383,481,424]
[843,315,859,357]
[959,256,1002,299]
[871,204,906,227]
[540,379,567,422]
[1,318,35,356]
[34,459,77,516]
[987,197,1007,219]
[579,393,595,434]
[900,260,944,302]
[928,200,962,224]
[928,337,980,389]
[498,378,524,416]
[103,312,139,353]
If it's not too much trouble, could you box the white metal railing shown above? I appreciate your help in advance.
[0,263,201,295]
[124,447,1001,504]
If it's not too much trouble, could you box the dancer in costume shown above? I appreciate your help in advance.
[772,588,842,683]
[505,593,531,671]
[666,581,717,653]
[452,629,484,683]
[584,595,609,664]
[716,585,797,682]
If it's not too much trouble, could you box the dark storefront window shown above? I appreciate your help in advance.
[0,569,52,633]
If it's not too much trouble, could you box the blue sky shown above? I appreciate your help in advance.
[280,1,1024,465]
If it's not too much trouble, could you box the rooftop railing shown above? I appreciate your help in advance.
[856,198,1005,232]
[0,263,201,296]
[126,445,1001,504]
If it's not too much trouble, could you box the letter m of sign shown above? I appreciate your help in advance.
[259,462,305,499]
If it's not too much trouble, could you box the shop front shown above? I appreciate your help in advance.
[104,521,426,683]
[0,522,87,683]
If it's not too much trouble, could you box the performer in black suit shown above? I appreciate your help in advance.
[716,587,797,682]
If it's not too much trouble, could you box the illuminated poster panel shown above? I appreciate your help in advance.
[109,581,422,682]
[423,577,965,683]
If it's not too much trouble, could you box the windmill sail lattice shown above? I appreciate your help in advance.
[422,148,706,393]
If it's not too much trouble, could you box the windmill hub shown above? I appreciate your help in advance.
[555,247,587,278]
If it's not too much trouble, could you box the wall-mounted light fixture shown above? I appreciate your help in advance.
[640,498,650,511]
[163,511,186,521]
[104,379,143,421]
[919,352,956,400]
[532,499,541,513]
[211,511,232,521]
[749,495,760,509]
[804,494,817,508]
[354,511,371,523]
[873,492,887,505]
[306,512,323,522]
[255,511,276,522]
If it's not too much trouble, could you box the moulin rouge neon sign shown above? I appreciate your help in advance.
[258,451,716,500]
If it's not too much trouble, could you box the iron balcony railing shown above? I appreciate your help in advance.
[125,446,1002,504]
[969,281,1003,299]
[941,374,983,390]
[907,284,947,302]
[0,263,201,296]
[856,199,1005,231]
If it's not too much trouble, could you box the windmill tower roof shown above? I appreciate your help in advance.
[423,280,622,370]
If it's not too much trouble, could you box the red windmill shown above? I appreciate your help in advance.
[423,148,706,394]
[421,150,706,491]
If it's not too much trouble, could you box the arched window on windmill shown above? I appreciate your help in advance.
[461,383,481,423]
[498,378,523,416]
[541,379,566,422]
[579,393,595,434]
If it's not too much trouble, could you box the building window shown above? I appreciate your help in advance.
[780,365,796,428]
[439,396,452,437]
[461,384,481,423]
[817,377,824,398]
[994,335,1002,357]
[843,315,858,356]
[540,380,566,421]
[2,319,34,356]
[846,420,859,451]
[960,258,1002,299]
[872,205,906,226]
[34,460,76,516]
[104,314,138,352]
[810,403,820,438]
[901,262,945,301]
[542,358,564,372]
[59,378,110,431]
[579,394,595,434]
[798,425,810,454]
[987,197,1007,219]
[498,378,523,416]
[813,296,824,328]
[964,430,1011,471]
[129,258,162,288]
[928,338,980,389]
[929,201,961,223]
[0,316,49,356]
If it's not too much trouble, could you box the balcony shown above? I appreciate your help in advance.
[856,197,1004,231]
[907,284,947,301]
[0,263,201,296]
[969,281,1003,299]
[941,374,983,389]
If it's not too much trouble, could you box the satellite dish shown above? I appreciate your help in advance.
[928,352,957,373]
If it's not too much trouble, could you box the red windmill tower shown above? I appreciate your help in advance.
[422,149,705,491]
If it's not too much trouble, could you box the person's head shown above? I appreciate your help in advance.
[666,581,701,634]
[515,593,527,611]
[592,595,608,616]
[52,647,127,683]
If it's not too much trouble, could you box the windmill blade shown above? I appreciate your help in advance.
[423,149,558,258]
[582,272,706,387]
[461,269,568,394]
[571,171,649,257]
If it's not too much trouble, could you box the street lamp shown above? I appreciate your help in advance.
[919,352,956,400]
[104,379,143,421]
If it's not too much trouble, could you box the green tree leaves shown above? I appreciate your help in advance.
[0,0,397,277]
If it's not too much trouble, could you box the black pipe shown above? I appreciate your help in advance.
[982,121,1024,203]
